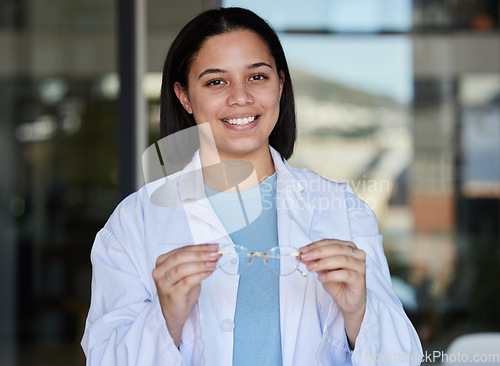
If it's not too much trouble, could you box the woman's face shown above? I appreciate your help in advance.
[175,30,283,161]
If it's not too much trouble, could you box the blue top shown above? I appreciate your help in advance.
[205,173,282,366]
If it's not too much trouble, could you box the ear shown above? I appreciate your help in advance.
[173,82,193,114]
[279,70,285,100]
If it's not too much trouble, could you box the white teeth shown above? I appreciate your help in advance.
[224,116,256,125]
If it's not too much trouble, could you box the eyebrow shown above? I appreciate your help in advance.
[198,68,226,79]
[197,62,274,79]
[248,62,273,70]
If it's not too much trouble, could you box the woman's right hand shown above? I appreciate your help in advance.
[152,243,220,347]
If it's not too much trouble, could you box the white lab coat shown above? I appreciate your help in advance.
[81,147,422,365]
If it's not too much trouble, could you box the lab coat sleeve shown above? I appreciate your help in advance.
[81,225,203,365]
[317,190,423,365]
[347,191,422,365]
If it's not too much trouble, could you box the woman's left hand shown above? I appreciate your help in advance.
[300,239,367,347]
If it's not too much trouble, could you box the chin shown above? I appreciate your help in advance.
[218,140,269,158]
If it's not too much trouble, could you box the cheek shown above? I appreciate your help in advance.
[263,84,281,106]
[265,94,281,116]
[191,98,213,124]
[191,95,222,122]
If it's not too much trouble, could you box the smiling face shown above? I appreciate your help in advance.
[174,30,283,164]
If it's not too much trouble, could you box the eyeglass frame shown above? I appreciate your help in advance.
[217,244,307,277]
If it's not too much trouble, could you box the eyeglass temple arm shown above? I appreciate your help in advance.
[290,253,308,277]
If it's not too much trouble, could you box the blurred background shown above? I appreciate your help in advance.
[0,0,499,365]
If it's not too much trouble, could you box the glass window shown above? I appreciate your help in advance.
[1,1,118,365]
[225,0,413,32]
[0,1,208,364]
[225,0,500,363]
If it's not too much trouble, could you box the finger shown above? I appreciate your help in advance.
[173,271,214,295]
[317,268,365,285]
[154,259,217,286]
[306,255,366,274]
[156,245,220,272]
[155,266,215,296]
[154,253,219,284]
[300,239,352,253]
[299,257,316,266]
[156,243,219,266]
[351,248,366,261]
[300,241,361,261]
[169,260,218,283]
[156,270,215,302]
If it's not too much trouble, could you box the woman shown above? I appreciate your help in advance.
[82,7,422,366]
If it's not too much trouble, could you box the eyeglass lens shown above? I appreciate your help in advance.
[217,245,301,276]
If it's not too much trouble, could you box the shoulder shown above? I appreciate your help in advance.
[287,163,379,235]
[287,164,351,194]
[287,164,370,205]
[103,174,181,240]
[99,189,145,247]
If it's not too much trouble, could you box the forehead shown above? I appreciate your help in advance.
[190,30,275,73]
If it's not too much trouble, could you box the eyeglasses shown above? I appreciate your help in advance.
[217,244,307,277]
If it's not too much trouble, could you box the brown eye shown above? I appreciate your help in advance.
[206,79,225,86]
[250,74,268,81]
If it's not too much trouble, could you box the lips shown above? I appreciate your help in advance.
[222,115,259,126]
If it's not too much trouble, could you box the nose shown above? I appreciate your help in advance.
[227,82,253,106]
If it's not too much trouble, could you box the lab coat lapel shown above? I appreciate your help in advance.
[178,152,229,243]
[183,199,229,244]
[177,152,240,366]
[272,149,315,365]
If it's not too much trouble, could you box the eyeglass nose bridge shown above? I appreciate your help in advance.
[250,251,265,258]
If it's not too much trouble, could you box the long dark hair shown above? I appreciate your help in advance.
[160,7,296,160]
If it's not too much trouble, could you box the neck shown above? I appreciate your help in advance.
[200,145,275,192]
